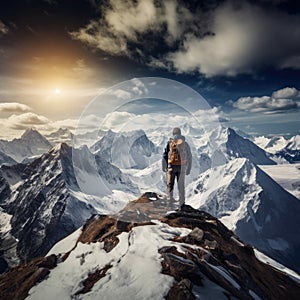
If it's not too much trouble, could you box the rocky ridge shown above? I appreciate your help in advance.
[1,193,299,300]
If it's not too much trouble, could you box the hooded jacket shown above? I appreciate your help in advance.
[162,134,192,174]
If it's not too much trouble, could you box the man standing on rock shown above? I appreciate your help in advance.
[162,127,192,209]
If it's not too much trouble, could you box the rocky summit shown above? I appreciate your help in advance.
[1,192,300,300]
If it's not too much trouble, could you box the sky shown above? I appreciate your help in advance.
[0,0,299,139]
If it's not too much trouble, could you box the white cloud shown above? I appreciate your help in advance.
[0,102,32,113]
[111,89,132,100]
[98,107,225,132]
[272,87,300,99]
[131,78,149,95]
[70,19,129,56]
[167,1,300,76]
[7,112,50,130]
[194,106,230,123]
[101,111,136,131]
[105,0,158,41]
[70,0,193,56]
[230,87,300,113]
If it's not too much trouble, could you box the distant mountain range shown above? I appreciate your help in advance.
[0,125,300,277]
[254,134,300,163]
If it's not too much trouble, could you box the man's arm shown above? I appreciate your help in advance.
[162,142,169,171]
[186,142,192,175]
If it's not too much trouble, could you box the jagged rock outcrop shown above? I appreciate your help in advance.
[1,193,299,300]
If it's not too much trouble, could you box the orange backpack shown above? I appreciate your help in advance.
[168,138,187,165]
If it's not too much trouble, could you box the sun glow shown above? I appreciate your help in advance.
[54,88,61,95]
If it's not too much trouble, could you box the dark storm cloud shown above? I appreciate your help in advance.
[71,0,300,77]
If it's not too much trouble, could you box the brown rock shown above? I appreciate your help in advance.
[167,279,195,300]
[36,254,57,269]
[162,253,198,281]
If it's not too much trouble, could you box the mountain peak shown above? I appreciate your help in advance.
[2,193,300,300]
[50,142,70,154]
[21,128,41,139]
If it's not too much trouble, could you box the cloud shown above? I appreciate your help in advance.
[114,89,132,100]
[7,112,50,129]
[0,102,33,113]
[70,0,193,56]
[72,0,300,77]
[230,87,300,113]
[272,87,300,99]
[0,20,9,36]
[167,1,300,76]
[98,106,225,132]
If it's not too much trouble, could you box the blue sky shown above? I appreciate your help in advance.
[0,0,299,138]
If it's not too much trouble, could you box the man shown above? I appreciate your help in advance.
[162,127,192,208]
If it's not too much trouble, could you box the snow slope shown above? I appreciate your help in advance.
[28,223,187,300]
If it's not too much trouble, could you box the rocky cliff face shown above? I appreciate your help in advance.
[1,193,299,300]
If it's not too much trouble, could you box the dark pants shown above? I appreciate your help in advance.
[167,165,186,207]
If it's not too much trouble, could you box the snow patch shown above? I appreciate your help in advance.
[28,223,192,300]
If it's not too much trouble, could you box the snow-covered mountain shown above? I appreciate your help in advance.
[45,128,74,145]
[91,129,158,169]
[0,143,138,271]
[0,128,52,162]
[193,127,278,172]
[276,136,300,163]
[187,157,300,273]
[254,135,300,152]
[253,134,300,163]
[1,195,300,300]
[286,135,300,150]
[253,135,288,154]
